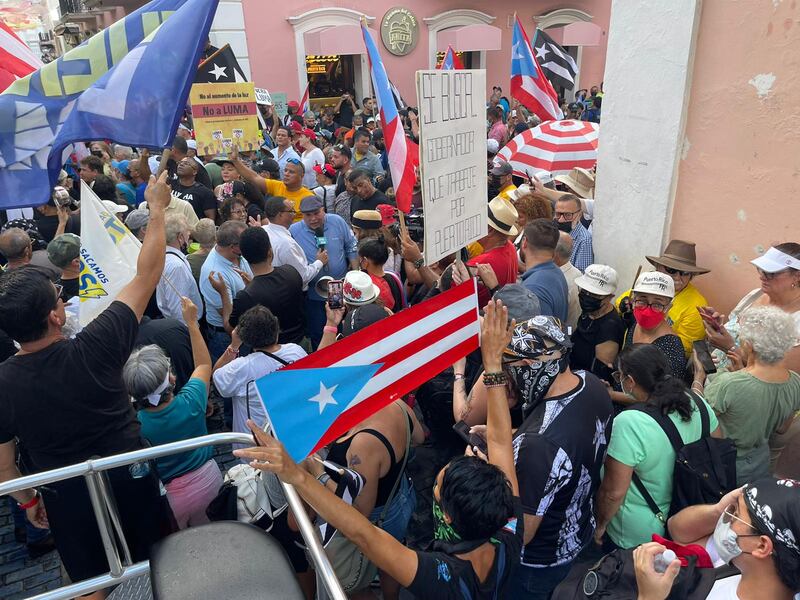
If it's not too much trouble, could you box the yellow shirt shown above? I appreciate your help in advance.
[468,188,517,257]
[616,281,708,356]
[264,179,312,222]
[498,183,517,203]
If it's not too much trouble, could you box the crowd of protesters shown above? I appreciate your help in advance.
[0,81,797,600]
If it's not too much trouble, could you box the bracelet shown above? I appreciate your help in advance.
[323,325,338,334]
[483,371,507,387]
[225,345,239,357]
[485,382,508,389]
[18,490,39,510]
[488,285,501,297]
[454,373,465,381]
[317,473,331,486]
[412,257,424,269]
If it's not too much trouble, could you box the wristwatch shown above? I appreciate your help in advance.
[317,472,331,486]
[412,257,424,269]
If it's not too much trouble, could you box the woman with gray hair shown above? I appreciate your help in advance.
[187,217,216,284]
[699,305,800,484]
[124,297,222,528]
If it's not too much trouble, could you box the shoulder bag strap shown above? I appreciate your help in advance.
[376,405,412,527]
[688,391,710,438]
[631,472,666,525]
[244,351,292,421]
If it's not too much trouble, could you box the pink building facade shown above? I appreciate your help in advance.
[238,2,610,108]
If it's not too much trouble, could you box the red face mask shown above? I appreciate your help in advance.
[633,306,665,329]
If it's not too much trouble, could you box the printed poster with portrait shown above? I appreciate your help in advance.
[189,82,260,156]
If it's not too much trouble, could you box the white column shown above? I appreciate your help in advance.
[592,0,702,288]
[209,0,251,80]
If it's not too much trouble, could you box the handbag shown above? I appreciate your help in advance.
[322,409,412,593]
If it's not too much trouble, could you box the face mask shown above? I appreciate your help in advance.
[633,306,665,329]
[507,354,570,419]
[578,292,603,313]
[433,498,460,543]
[556,220,573,233]
[91,150,103,158]
[712,512,745,564]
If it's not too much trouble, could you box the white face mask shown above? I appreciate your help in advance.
[712,512,745,564]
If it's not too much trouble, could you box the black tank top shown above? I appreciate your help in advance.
[327,412,411,508]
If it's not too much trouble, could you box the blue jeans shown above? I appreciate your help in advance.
[305,298,326,349]
[508,560,574,600]
[368,475,416,541]
[9,496,50,544]
[206,326,232,427]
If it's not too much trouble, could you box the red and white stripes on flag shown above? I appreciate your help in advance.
[510,16,563,123]
[0,20,42,93]
[291,280,480,453]
[299,81,310,114]
[496,119,598,177]
[361,20,417,213]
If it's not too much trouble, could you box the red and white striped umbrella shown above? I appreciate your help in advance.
[496,119,599,178]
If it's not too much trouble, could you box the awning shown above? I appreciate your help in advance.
[304,25,378,56]
[436,24,502,53]
[543,22,602,47]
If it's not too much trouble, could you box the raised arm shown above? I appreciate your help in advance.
[480,300,519,496]
[230,145,267,192]
[116,172,170,320]
[208,272,234,334]
[139,148,152,181]
[181,297,212,386]
[235,422,420,588]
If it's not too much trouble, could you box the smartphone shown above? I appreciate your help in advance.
[327,280,344,310]
[453,420,488,455]
[697,307,722,332]
[692,340,717,374]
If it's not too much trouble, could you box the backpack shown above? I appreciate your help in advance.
[552,549,716,600]
[630,393,737,525]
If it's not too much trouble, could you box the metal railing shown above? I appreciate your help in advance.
[0,433,346,600]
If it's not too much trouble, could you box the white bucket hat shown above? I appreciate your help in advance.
[575,264,618,296]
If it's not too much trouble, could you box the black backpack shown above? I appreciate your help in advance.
[552,549,718,600]
[630,393,737,526]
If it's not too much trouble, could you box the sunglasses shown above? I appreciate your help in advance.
[286,158,302,166]
[757,267,790,280]
[662,266,693,277]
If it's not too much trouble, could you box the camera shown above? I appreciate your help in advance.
[388,209,424,244]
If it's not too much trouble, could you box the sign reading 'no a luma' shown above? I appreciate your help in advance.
[416,69,487,265]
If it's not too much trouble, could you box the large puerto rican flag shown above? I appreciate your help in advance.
[510,16,563,123]
[0,20,42,93]
[256,280,480,461]
[361,20,417,213]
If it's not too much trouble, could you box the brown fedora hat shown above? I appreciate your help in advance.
[646,239,710,274]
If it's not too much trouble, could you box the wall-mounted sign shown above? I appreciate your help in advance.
[380,7,419,56]
[307,64,327,74]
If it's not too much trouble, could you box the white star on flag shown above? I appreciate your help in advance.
[535,44,550,61]
[209,63,227,80]
[309,382,339,414]
[512,40,524,61]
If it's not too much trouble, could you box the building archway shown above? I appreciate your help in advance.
[422,9,496,70]
[287,8,376,108]
[534,8,594,97]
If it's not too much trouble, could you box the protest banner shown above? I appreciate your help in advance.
[254,87,271,105]
[416,69,487,265]
[189,81,260,155]
[271,92,288,120]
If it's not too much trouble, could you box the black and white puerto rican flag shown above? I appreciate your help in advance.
[533,29,579,91]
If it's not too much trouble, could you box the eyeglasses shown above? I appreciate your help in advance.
[554,211,579,220]
[231,209,246,215]
[662,266,693,277]
[722,504,760,534]
[757,267,790,280]
[611,371,624,384]
[54,283,63,301]
[632,299,669,313]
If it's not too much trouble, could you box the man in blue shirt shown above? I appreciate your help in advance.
[520,219,569,322]
[290,195,358,347]
[554,194,594,273]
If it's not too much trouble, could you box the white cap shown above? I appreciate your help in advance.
[186,139,197,150]
[101,200,127,214]
[751,247,800,273]
[487,138,500,155]
[633,271,675,299]
[575,264,618,296]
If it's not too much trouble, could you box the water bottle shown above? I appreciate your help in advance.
[654,549,677,573]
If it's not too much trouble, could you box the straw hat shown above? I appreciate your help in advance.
[488,196,519,237]
[646,240,710,275]
[554,167,595,198]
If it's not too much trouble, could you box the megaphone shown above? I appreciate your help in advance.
[315,276,334,298]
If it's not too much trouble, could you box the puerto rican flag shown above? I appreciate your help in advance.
[298,81,310,115]
[0,20,42,93]
[255,280,480,461]
[361,20,417,213]
[510,16,563,123]
[438,45,464,70]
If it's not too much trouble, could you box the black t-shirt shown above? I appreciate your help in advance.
[337,103,355,128]
[0,329,15,363]
[228,265,305,345]
[35,213,80,243]
[407,498,524,599]
[171,180,217,220]
[349,189,393,217]
[136,317,193,392]
[0,301,144,472]
[513,371,613,567]
[570,309,625,372]
[167,158,212,190]
[58,276,79,301]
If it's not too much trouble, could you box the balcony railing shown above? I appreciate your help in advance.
[58,0,88,17]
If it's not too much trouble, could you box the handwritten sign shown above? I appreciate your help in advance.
[254,87,272,106]
[190,82,259,155]
[271,92,288,120]
[416,69,487,265]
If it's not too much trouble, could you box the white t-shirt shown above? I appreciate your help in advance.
[212,344,307,448]
[301,147,325,189]
[314,184,337,212]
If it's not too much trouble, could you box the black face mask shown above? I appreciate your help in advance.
[578,291,603,313]
[91,150,103,158]
[506,354,570,419]
[556,220,573,233]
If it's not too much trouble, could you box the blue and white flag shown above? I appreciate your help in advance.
[0,0,218,209]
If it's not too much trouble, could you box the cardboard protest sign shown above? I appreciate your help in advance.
[255,87,271,105]
[416,69,487,265]
[271,92,288,120]
[190,82,259,155]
